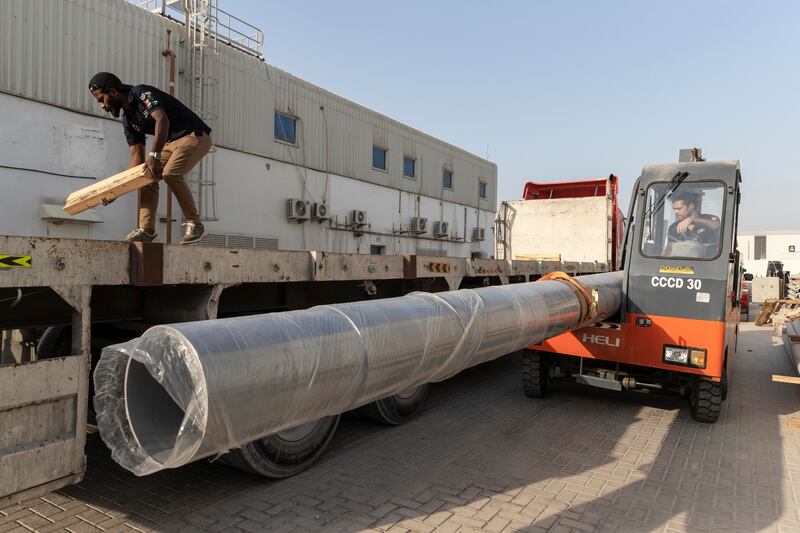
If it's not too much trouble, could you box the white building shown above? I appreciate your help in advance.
[739,231,800,276]
[0,0,497,258]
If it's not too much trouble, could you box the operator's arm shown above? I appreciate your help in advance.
[691,215,721,232]
[145,108,170,180]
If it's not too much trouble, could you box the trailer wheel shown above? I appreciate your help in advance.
[522,349,548,398]
[37,325,72,358]
[690,379,722,423]
[354,384,430,425]
[221,415,340,478]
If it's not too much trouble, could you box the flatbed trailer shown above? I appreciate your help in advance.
[0,235,610,503]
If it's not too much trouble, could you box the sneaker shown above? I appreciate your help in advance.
[125,228,156,243]
[180,222,206,245]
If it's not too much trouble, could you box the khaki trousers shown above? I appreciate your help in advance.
[139,132,212,233]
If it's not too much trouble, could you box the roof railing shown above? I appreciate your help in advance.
[131,0,264,59]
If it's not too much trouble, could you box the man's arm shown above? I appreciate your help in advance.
[146,109,170,180]
[691,214,721,232]
[102,144,146,206]
[129,143,145,168]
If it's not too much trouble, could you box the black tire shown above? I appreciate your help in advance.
[690,379,722,423]
[37,325,72,358]
[522,349,548,398]
[221,415,340,478]
[354,384,430,425]
[37,325,132,421]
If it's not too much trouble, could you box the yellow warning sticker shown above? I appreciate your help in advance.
[659,265,694,275]
[0,255,32,268]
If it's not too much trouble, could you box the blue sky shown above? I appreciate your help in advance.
[235,0,799,230]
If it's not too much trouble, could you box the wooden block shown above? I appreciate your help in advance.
[63,164,155,215]
[516,253,562,261]
[755,300,778,326]
[772,374,800,385]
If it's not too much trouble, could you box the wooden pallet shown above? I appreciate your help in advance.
[755,299,800,326]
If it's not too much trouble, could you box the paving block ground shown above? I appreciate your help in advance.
[2,323,800,532]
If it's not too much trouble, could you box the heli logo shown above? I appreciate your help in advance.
[582,333,620,348]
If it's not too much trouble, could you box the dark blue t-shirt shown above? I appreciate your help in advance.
[122,85,211,146]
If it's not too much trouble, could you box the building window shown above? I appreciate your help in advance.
[403,156,416,179]
[373,146,387,171]
[274,112,297,144]
[442,168,453,189]
[370,245,385,255]
[754,236,766,260]
[479,181,487,199]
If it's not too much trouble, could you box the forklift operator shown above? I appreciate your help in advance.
[88,72,211,245]
[665,192,721,258]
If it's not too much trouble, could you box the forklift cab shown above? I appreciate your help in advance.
[527,160,742,423]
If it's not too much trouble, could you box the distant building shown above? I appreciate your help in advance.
[739,231,800,276]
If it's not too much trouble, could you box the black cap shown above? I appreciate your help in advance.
[88,72,132,92]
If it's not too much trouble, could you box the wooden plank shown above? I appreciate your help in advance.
[516,253,562,261]
[755,299,800,326]
[64,164,154,215]
[755,299,778,326]
[786,310,800,322]
[772,374,800,385]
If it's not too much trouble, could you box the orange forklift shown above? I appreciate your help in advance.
[523,158,742,423]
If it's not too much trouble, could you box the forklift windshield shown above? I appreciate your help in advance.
[640,181,725,259]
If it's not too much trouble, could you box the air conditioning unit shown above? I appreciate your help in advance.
[311,202,330,221]
[286,199,310,221]
[350,209,368,227]
[410,217,428,234]
[433,221,449,238]
[472,227,486,241]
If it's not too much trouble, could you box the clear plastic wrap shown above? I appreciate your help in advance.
[94,271,623,476]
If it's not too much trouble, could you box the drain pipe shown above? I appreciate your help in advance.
[162,29,177,244]
[94,271,623,476]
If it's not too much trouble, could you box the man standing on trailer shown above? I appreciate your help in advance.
[88,72,211,244]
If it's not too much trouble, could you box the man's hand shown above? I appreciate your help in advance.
[676,217,694,235]
[146,155,163,181]
[101,197,115,206]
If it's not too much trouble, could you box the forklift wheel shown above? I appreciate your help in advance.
[522,350,548,398]
[690,379,722,423]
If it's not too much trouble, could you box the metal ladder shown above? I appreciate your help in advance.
[130,0,265,222]
[494,201,512,261]
[185,0,219,221]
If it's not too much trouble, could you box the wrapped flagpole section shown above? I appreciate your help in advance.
[94,271,623,476]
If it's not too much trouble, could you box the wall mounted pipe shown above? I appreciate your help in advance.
[94,271,623,476]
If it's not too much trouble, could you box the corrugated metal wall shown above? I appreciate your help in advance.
[0,0,497,209]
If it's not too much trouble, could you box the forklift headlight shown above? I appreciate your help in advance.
[663,346,689,364]
[690,348,707,368]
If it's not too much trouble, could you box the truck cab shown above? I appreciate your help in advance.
[527,160,742,423]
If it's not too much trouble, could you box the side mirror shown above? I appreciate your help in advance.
[743,273,753,281]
